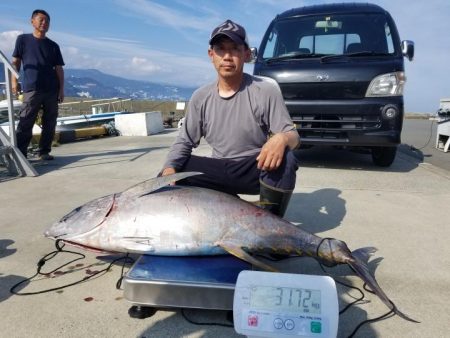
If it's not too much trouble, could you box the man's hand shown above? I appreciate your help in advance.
[12,83,21,97]
[161,167,176,176]
[160,167,177,185]
[58,90,65,103]
[11,57,21,97]
[256,133,289,171]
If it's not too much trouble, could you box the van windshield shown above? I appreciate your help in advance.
[261,13,396,61]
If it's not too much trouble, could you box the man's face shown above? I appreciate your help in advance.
[31,13,50,33]
[208,37,250,80]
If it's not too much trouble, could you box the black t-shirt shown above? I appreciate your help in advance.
[12,33,65,92]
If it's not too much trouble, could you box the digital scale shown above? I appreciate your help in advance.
[123,255,251,316]
[123,255,339,338]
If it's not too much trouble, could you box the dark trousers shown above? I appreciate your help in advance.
[16,91,58,156]
[178,150,299,195]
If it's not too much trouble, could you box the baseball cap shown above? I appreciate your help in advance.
[209,19,249,47]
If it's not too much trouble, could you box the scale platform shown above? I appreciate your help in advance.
[123,255,251,315]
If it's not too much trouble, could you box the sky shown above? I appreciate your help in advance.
[0,0,449,113]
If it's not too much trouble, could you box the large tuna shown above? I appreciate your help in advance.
[44,172,417,322]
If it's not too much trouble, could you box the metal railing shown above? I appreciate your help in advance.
[0,49,38,177]
[1,50,19,144]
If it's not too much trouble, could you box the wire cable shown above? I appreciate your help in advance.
[410,118,435,151]
[13,240,398,336]
[10,240,134,295]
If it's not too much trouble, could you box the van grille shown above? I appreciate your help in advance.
[280,82,368,100]
[293,114,381,139]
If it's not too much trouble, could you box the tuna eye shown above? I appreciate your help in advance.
[60,206,82,222]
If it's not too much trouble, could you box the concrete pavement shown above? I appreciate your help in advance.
[1,128,449,338]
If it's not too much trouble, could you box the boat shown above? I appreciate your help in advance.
[55,111,133,131]
[1,110,134,134]
[0,98,135,135]
[56,98,134,130]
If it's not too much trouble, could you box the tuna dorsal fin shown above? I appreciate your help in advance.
[121,171,203,198]
[217,240,278,272]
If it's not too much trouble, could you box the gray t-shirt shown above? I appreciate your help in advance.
[164,73,295,170]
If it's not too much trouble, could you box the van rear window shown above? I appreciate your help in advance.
[261,13,395,59]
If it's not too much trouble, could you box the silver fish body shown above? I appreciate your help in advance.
[46,185,322,258]
[44,172,417,323]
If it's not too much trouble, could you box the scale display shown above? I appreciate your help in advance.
[250,286,321,315]
[233,271,338,338]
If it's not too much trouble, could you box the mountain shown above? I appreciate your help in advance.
[0,67,196,101]
[65,69,196,100]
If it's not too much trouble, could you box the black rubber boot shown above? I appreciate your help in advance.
[259,182,293,218]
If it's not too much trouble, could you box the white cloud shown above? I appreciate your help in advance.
[114,0,220,31]
[53,30,213,85]
[64,46,80,56]
[98,37,141,44]
[60,45,99,70]
[0,30,22,56]
[131,56,161,72]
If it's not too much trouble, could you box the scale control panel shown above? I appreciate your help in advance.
[239,309,328,336]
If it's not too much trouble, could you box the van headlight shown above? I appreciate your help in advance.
[366,72,406,97]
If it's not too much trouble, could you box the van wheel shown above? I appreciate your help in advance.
[371,146,397,167]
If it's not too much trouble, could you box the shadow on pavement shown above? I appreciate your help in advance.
[398,143,425,161]
[0,239,30,303]
[294,146,419,173]
[0,175,17,183]
[138,309,240,338]
[0,239,16,259]
[27,145,166,175]
[0,275,29,303]
[0,163,23,183]
[287,189,346,234]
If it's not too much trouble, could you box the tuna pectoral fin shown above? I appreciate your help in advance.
[118,237,155,253]
[349,248,419,323]
[217,241,278,272]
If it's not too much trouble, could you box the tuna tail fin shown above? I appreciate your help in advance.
[349,247,420,323]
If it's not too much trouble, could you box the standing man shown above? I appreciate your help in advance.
[161,20,300,217]
[11,9,65,160]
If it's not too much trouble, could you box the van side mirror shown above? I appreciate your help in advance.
[248,47,258,64]
[401,40,414,61]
